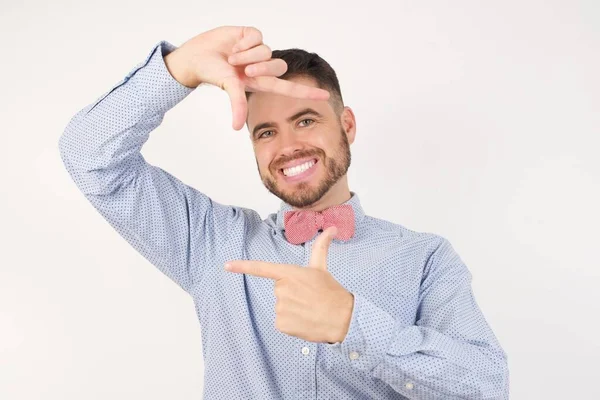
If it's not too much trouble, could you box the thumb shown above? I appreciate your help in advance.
[308,226,337,270]
[222,77,247,130]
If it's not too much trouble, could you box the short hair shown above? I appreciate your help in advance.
[246,48,345,115]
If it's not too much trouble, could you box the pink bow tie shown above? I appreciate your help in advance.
[283,204,355,245]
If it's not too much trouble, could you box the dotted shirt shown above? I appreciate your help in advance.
[58,40,509,399]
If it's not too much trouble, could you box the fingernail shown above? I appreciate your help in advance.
[224,263,232,270]
[231,45,239,53]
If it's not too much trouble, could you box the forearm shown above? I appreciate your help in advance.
[328,293,509,399]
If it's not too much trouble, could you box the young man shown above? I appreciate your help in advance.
[59,26,509,399]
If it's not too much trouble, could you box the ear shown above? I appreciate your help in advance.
[340,107,356,145]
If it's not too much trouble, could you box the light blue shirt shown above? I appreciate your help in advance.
[58,40,509,399]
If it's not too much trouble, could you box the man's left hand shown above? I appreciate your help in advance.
[224,226,354,344]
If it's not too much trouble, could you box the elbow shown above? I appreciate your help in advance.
[482,347,510,399]
[58,130,70,165]
[496,351,510,398]
[58,114,82,167]
[58,123,77,178]
[57,122,120,197]
[58,106,93,166]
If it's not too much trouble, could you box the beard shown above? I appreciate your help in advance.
[258,127,352,209]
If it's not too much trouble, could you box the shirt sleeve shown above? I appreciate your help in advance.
[325,237,510,399]
[58,40,241,294]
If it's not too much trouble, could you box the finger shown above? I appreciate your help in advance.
[231,26,263,53]
[247,76,331,100]
[225,260,299,280]
[244,58,287,78]
[308,226,338,270]
[222,77,247,131]
[228,44,271,66]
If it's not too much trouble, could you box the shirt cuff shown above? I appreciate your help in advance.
[324,292,398,373]
[125,40,196,115]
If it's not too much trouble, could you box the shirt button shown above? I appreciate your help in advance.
[301,346,310,355]
[405,382,414,390]
[349,351,360,360]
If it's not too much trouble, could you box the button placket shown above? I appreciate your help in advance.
[297,342,317,396]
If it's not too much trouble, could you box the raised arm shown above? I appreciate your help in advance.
[58,26,330,293]
[58,40,232,293]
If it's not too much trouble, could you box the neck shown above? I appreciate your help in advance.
[293,176,351,212]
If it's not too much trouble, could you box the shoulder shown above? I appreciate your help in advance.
[361,214,446,246]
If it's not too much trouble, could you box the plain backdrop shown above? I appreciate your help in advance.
[1,0,599,399]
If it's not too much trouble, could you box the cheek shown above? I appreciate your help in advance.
[256,153,275,174]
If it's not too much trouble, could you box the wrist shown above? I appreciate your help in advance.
[164,48,201,89]
[331,292,354,343]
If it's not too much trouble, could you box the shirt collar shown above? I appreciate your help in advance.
[275,191,366,236]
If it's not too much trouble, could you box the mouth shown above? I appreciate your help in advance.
[278,158,319,183]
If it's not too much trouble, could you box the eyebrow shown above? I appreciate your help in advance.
[251,108,324,139]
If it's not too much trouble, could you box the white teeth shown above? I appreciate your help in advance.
[283,160,316,177]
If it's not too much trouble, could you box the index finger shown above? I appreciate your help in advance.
[225,260,301,280]
[249,76,331,100]
[222,77,247,130]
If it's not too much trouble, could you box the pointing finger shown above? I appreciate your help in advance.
[225,260,300,280]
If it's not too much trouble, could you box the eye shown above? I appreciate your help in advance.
[257,119,314,139]
[299,118,314,127]
[258,130,274,139]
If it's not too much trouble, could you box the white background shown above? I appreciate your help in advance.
[1,0,599,398]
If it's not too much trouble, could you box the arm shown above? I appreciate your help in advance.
[58,40,240,293]
[59,27,331,294]
[327,237,509,399]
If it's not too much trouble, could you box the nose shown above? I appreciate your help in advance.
[277,129,307,159]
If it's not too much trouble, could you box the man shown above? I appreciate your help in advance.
[59,26,509,399]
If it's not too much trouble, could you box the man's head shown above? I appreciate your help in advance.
[246,48,356,209]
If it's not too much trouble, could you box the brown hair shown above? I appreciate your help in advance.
[246,48,345,115]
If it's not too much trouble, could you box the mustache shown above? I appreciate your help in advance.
[273,153,322,170]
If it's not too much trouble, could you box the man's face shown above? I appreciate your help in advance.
[247,76,353,209]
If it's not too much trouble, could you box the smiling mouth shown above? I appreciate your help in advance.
[279,158,319,177]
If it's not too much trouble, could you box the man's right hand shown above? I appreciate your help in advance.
[164,26,331,131]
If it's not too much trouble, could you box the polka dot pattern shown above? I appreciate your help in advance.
[58,40,509,399]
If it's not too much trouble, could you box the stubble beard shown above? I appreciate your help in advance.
[259,128,352,209]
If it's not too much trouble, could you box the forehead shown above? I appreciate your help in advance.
[246,76,328,129]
